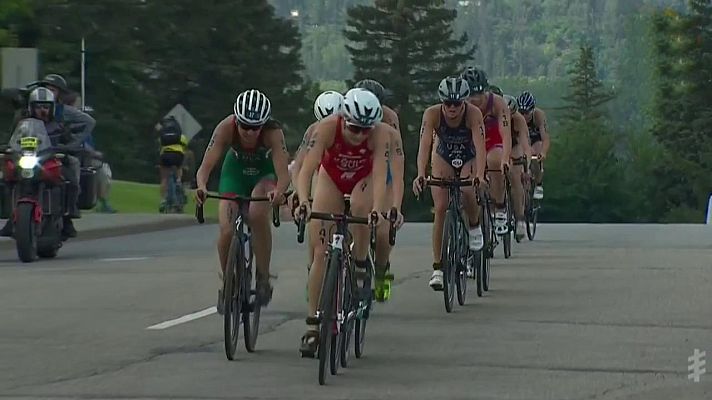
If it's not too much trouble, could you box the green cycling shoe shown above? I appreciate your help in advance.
[374,270,394,302]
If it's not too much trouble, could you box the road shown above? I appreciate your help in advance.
[0,223,710,399]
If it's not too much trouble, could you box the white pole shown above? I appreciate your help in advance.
[81,37,86,111]
[706,193,712,225]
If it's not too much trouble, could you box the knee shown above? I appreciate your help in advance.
[433,199,447,216]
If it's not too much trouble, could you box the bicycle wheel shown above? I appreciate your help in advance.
[318,248,340,385]
[526,183,538,241]
[455,217,468,306]
[503,181,513,259]
[224,234,242,360]
[476,202,487,297]
[441,210,456,313]
[354,244,374,358]
[339,264,355,368]
[330,258,347,375]
[482,197,493,292]
[243,241,261,353]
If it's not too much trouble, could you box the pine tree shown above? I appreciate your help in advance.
[560,45,615,123]
[345,0,475,220]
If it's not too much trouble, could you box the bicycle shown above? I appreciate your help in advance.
[422,171,478,313]
[525,155,543,241]
[502,164,514,258]
[511,156,528,243]
[161,166,186,214]
[296,198,396,385]
[195,191,285,360]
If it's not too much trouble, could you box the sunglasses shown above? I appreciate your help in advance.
[237,121,263,131]
[345,121,373,134]
[32,104,52,111]
[443,100,463,108]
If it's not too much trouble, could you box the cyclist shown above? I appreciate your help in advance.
[295,88,393,356]
[505,94,532,241]
[354,78,405,302]
[412,76,486,290]
[461,67,512,235]
[290,91,343,192]
[158,116,189,211]
[195,89,290,314]
[518,91,549,200]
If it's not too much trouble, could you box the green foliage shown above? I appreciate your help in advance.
[344,0,475,218]
[561,45,615,123]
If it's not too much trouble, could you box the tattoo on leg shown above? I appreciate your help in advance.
[360,181,368,192]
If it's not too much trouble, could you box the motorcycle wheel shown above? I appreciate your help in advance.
[15,203,38,263]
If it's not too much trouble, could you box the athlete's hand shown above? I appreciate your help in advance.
[412,175,426,197]
[391,208,405,230]
[370,210,386,227]
[194,186,207,205]
[296,201,311,223]
[500,157,511,174]
[268,188,286,207]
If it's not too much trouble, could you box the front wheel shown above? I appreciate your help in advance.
[223,234,242,360]
[15,203,38,263]
[441,211,456,313]
[318,248,340,385]
[243,255,261,353]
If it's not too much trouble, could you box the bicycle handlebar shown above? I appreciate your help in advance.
[194,190,292,227]
[295,206,398,247]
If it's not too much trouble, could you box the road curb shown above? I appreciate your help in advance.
[0,216,204,251]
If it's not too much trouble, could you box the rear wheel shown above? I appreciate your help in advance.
[15,203,38,263]
[503,183,513,258]
[339,265,354,368]
[455,219,468,306]
[526,183,538,241]
[243,248,261,353]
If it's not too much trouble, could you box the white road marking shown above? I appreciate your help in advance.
[146,307,217,330]
[100,257,150,262]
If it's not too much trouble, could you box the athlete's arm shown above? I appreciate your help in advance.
[196,117,230,195]
[372,127,390,214]
[535,109,550,158]
[467,104,487,182]
[386,111,405,211]
[496,96,512,163]
[267,128,291,199]
[297,121,329,206]
[291,123,316,183]
[416,107,435,178]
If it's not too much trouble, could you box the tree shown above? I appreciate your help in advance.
[561,45,615,123]
[345,0,475,220]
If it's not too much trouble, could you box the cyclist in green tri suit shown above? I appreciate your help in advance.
[195,89,290,314]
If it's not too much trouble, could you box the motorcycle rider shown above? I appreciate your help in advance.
[1,87,82,238]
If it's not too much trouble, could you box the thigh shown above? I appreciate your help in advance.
[218,199,239,236]
[249,176,277,219]
[431,153,456,208]
[349,175,373,218]
[486,147,503,172]
[309,168,344,247]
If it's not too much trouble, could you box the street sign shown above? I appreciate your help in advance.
[1,47,38,90]
[162,104,202,140]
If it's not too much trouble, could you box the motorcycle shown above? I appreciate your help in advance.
[1,118,77,262]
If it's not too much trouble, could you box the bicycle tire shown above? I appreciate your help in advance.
[318,248,340,385]
[330,256,348,376]
[354,247,373,359]
[503,182,513,259]
[526,184,538,241]
[339,264,355,368]
[224,234,242,360]
[243,241,261,353]
[482,198,492,292]
[455,217,468,306]
[442,211,456,313]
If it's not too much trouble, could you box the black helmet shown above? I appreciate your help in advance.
[40,74,69,93]
[461,67,488,94]
[489,84,503,96]
[354,79,385,103]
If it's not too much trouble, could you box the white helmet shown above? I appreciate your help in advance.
[438,76,470,102]
[313,91,343,121]
[234,89,271,126]
[342,88,382,127]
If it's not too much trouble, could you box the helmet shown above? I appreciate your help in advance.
[461,67,488,94]
[342,88,382,127]
[27,87,56,119]
[438,76,470,102]
[313,91,344,121]
[354,79,386,103]
[504,94,518,114]
[489,84,503,96]
[518,91,536,113]
[234,89,271,126]
[41,74,69,92]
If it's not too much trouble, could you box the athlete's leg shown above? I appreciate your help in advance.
[487,147,507,233]
[531,141,544,199]
[303,168,342,350]
[374,185,394,301]
[248,176,277,304]
[429,153,455,289]
[510,145,526,238]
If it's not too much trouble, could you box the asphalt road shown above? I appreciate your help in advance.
[0,223,710,399]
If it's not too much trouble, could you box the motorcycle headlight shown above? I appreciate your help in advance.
[18,155,39,170]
